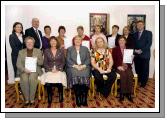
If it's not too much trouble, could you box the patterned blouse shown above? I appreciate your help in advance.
[91,49,110,71]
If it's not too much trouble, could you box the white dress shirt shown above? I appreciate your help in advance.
[76,50,81,65]
[108,35,116,48]
[16,33,23,43]
[33,27,42,49]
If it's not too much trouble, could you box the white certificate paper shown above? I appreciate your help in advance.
[123,49,134,64]
[82,41,90,50]
[64,37,72,49]
[25,57,37,72]
[108,37,116,48]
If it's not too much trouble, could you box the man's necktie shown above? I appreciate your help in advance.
[35,29,42,49]
[138,31,141,40]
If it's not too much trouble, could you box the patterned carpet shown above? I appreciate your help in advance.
[5,79,155,108]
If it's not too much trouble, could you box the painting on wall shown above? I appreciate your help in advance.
[90,13,109,36]
[127,14,146,34]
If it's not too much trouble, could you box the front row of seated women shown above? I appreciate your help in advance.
[16,35,134,107]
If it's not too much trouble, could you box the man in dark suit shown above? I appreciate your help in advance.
[133,20,152,87]
[25,18,42,49]
[106,25,121,48]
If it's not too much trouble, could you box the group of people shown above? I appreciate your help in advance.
[9,18,152,107]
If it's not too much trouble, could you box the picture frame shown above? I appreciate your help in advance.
[127,14,146,34]
[90,13,109,36]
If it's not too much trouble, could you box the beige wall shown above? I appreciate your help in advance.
[5,5,155,83]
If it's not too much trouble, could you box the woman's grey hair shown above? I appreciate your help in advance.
[24,36,35,44]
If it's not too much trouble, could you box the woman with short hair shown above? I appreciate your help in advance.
[16,36,43,106]
[66,36,91,107]
[112,36,134,102]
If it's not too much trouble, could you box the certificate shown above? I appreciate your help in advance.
[25,57,37,72]
[108,37,116,48]
[64,37,72,49]
[82,41,90,50]
[123,49,134,64]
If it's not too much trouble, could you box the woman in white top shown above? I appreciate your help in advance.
[66,36,91,107]
[9,22,25,77]
[91,25,107,48]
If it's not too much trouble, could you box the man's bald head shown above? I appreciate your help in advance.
[32,18,39,29]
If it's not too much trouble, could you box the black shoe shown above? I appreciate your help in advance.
[127,94,133,102]
[29,100,35,105]
[48,103,51,108]
[119,94,124,101]
[29,102,35,106]
[48,94,52,104]
[140,84,146,88]
[24,101,29,106]
[82,93,88,106]
[76,95,81,107]
[59,93,64,103]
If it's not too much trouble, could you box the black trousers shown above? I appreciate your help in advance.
[73,84,88,96]
[93,69,116,98]
[73,84,89,106]
[45,83,63,103]
[134,56,150,86]
[11,54,18,77]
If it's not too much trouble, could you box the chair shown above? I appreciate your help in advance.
[114,73,138,97]
[39,68,66,102]
[15,77,41,102]
[89,75,115,99]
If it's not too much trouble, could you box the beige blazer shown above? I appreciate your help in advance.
[16,48,43,76]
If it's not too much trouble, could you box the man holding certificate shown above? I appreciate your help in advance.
[112,36,134,102]
[17,36,43,106]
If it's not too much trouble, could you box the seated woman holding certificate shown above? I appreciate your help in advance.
[16,36,43,106]
[40,36,67,105]
[66,36,91,107]
[112,36,134,102]
[91,37,116,99]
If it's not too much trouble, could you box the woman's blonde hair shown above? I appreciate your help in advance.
[123,26,130,35]
[94,37,108,50]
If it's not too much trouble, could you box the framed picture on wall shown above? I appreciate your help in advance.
[90,13,109,36]
[127,14,146,34]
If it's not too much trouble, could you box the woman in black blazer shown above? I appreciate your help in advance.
[123,26,135,49]
[9,22,24,77]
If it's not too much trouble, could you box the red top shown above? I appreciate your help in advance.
[112,46,132,70]
[72,35,92,49]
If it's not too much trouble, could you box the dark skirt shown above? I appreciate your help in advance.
[93,69,116,98]
[69,76,90,88]
[116,67,134,94]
